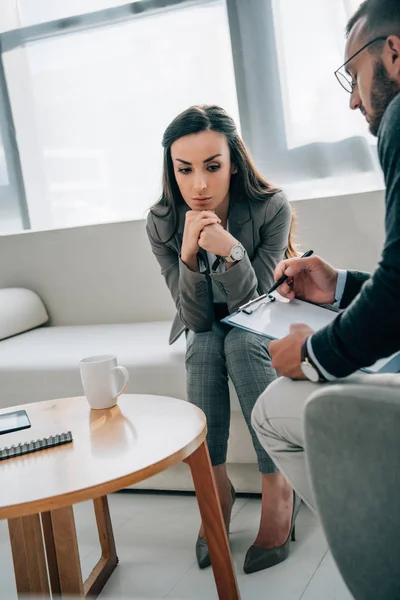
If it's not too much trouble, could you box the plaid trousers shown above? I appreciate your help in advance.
[186,322,277,474]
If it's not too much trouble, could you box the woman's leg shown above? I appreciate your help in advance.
[186,324,233,533]
[224,328,293,548]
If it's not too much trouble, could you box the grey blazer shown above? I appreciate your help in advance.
[146,191,292,344]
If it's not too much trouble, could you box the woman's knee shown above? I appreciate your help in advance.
[224,327,271,365]
[185,327,225,366]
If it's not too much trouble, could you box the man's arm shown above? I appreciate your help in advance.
[310,95,400,377]
[339,271,371,308]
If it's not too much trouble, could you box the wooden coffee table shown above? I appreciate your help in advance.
[0,395,240,599]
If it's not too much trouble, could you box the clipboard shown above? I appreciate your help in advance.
[221,294,400,375]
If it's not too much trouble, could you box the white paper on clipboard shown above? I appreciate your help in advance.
[223,296,339,340]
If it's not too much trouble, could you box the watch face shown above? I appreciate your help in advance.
[301,361,320,383]
[231,244,244,260]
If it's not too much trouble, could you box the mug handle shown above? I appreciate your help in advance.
[112,366,129,397]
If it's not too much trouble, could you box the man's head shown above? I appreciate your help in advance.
[341,0,400,136]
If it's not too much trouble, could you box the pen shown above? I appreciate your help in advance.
[267,249,314,295]
[238,250,314,312]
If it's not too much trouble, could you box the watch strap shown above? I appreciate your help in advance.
[301,339,326,382]
[301,339,308,363]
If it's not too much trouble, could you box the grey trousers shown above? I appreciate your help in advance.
[252,373,400,512]
[186,323,277,474]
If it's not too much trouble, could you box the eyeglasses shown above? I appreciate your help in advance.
[334,36,388,93]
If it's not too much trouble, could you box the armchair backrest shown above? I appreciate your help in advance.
[304,381,400,600]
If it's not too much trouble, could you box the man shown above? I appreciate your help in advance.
[252,0,400,517]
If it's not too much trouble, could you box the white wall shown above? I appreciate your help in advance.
[0,189,386,325]
[0,218,176,325]
[293,189,385,273]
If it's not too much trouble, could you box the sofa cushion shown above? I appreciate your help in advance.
[0,288,48,340]
[0,322,181,404]
[0,321,254,464]
[0,321,241,411]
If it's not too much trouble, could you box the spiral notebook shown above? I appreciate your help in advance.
[0,431,73,461]
[222,295,400,374]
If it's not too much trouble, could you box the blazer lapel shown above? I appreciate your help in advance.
[228,198,254,259]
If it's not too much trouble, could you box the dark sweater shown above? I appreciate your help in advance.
[311,92,400,377]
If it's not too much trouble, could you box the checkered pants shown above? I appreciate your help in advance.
[186,323,277,474]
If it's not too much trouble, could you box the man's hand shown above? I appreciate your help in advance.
[269,324,314,379]
[274,256,339,305]
[198,223,238,257]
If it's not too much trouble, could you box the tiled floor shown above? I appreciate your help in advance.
[0,491,354,599]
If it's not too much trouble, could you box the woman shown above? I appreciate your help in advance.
[146,105,300,574]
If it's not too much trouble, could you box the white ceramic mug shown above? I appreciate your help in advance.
[79,354,129,409]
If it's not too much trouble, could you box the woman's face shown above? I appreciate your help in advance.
[170,130,235,212]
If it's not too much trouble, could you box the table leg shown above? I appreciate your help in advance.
[41,511,62,595]
[84,496,118,597]
[46,505,85,596]
[8,514,50,598]
[185,441,241,600]
[42,496,117,598]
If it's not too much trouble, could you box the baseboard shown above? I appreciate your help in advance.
[128,462,262,494]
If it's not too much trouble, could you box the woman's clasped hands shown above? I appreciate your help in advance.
[181,209,238,269]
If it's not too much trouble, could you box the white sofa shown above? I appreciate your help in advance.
[0,219,261,492]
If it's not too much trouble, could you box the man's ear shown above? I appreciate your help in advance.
[385,35,400,78]
[231,164,238,175]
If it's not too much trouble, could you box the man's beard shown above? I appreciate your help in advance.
[369,59,400,137]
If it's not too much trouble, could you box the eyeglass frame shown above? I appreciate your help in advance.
[334,35,388,93]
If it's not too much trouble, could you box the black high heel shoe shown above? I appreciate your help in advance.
[196,482,236,569]
[243,491,301,574]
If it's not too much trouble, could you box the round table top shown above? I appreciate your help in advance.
[0,395,206,519]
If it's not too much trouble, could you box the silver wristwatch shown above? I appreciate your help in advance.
[300,340,325,382]
[223,242,245,263]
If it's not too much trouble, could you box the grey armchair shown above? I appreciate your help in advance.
[304,378,400,600]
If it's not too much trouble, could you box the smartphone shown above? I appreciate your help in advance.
[0,410,31,435]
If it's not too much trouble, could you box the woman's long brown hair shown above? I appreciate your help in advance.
[151,105,297,257]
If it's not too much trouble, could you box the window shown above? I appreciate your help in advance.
[226,0,384,200]
[3,0,239,229]
[267,0,384,198]
[273,0,368,148]
[0,0,385,233]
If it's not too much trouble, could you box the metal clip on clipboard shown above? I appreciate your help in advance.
[237,250,314,316]
[239,294,276,315]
